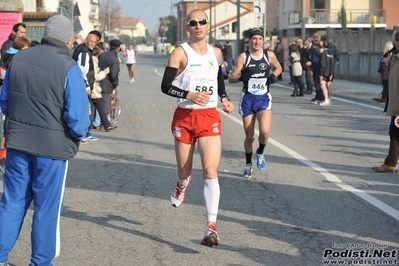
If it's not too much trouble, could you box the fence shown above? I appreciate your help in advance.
[326,27,395,84]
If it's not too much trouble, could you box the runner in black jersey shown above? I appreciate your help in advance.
[228,28,282,178]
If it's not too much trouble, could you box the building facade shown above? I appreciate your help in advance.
[20,0,100,42]
[175,0,280,58]
[175,0,279,43]
[174,0,398,43]
[279,0,398,37]
[118,17,147,39]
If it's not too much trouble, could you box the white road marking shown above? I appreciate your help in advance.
[154,69,162,76]
[273,83,384,111]
[218,109,399,222]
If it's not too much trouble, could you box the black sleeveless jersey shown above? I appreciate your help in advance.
[241,50,271,93]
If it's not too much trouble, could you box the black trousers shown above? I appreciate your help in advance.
[289,66,294,83]
[385,116,399,167]
[91,98,111,128]
[313,69,324,101]
[381,79,388,100]
[304,67,314,92]
[101,92,111,115]
[277,62,284,80]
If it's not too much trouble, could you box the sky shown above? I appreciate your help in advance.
[116,0,178,34]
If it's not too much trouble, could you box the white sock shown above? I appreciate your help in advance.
[203,178,220,222]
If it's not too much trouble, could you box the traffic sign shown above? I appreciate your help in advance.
[255,13,263,27]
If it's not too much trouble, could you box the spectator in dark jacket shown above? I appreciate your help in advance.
[328,39,340,64]
[318,41,335,106]
[274,37,285,80]
[73,30,116,135]
[0,23,26,68]
[300,39,313,94]
[98,39,121,116]
[223,41,233,71]
[305,39,322,102]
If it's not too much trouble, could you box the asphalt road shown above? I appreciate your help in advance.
[1,53,398,266]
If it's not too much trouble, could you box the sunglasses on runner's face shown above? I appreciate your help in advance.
[186,19,209,27]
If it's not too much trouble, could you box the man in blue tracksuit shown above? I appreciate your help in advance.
[0,15,90,266]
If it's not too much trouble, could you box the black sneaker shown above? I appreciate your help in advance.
[105,125,117,132]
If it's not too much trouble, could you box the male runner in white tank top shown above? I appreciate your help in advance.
[161,9,234,247]
[124,43,136,83]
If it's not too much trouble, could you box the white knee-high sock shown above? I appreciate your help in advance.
[203,178,220,222]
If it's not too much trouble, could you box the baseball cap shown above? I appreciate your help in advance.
[109,39,122,48]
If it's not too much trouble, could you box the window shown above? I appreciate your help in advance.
[315,0,325,9]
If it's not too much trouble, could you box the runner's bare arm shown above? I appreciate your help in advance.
[228,52,246,84]
[267,51,282,77]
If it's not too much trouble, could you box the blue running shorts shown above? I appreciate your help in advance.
[239,92,272,117]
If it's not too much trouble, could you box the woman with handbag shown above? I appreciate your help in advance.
[289,43,305,97]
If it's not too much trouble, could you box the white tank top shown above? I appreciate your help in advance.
[173,42,219,109]
[126,49,136,64]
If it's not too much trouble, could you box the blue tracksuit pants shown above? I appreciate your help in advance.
[0,149,68,266]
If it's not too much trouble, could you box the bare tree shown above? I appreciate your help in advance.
[99,0,122,32]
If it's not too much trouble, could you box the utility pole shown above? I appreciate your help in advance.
[213,0,216,43]
[208,0,212,43]
[264,0,267,39]
[71,2,74,28]
[236,0,240,57]
[301,0,306,39]
[107,3,111,39]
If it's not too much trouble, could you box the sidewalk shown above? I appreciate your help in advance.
[278,72,385,106]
